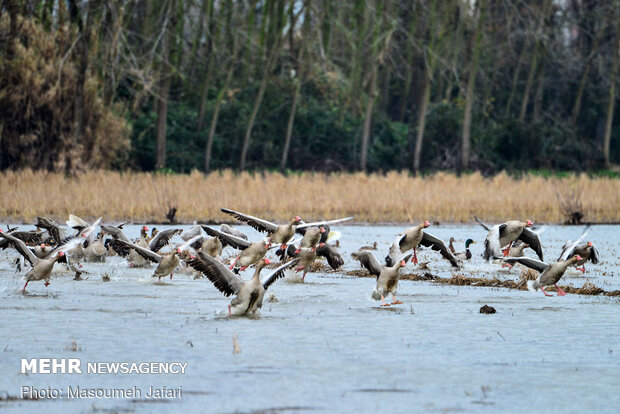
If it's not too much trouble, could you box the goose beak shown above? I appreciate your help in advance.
[424,220,430,228]
[320,227,326,233]
[400,260,406,267]
[264,258,272,265]
[294,216,301,222]
[575,255,582,261]
[526,220,533,227]
[587,241,592,247]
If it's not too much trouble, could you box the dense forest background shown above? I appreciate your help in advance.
[1,0,619,174]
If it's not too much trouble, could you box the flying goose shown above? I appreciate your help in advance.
[501,256,582,296]
[0,232,82,293]
[221,208,353,250]
[352,250,413,306]
[114,232,188,280]
[202,226,271,271]
[557,226,600,273]
[475,217,543,261]
[185,254,299,316]
[386,222,459,268]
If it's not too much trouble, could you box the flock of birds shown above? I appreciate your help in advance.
[0,209,601,315]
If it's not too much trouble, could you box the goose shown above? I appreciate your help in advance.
[114,233,192,280]
[352,250,413,306]
[201,226,271,271]
[454,239,475,260]
[501,256,582,296]
[557,226,600,273]
[36,216,68,246]
[292,247,317,282]
[82,232,107,262]
[220,223,249,240]
[474,216,543,261]
[185,254,299,316]
[299,226,326,249]
[500,240,529,269]
[221,208,353,250]
[386,222,459,268]
[0,232,82,293]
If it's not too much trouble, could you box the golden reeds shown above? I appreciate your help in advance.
[0,169,618,224]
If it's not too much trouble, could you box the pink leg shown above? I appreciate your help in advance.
[22,280,29,293]
[296,265,304,272]
[502,242,513,257]
[44,281,50,287]
[228,304,232,316]
[170,273,173,280]
[380,295,390,307]
[239,266,248,272]
[576,266,585,273]
[412,247,418,265]
[281,243,287,251]
[541,287,552,297]
[502,263,513,270]
[229,256,239,270]
[555,284,567,296]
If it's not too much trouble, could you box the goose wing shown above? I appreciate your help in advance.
[501,256,549,272]
[177,235,203,253]
[220,223,249,240]
[316,244,344,270]
[201,226,251,250]
[116,240,162,263]
[420,232,459,268]
[262,258,300,290]
[518,228,543,261]
[185,252,243,296]
[221,208,278,233]
[101,224,130,242]
[148,228,181,252]
[474,216,491,231]
[180,225,203,241]
[590,243,600,264]
[351,250,382,276]
[483,225,502,260]
[36,216,67,245]
[0,233,38,266]
[296,216,354,232]
[385,234,403,266]
[558,225,590,261]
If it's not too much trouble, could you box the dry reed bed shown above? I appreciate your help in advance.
[0,170,618,223]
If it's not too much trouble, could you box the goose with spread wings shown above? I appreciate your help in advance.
[501,255,582,297]
[185,254,299,316]
[557,225,600,273]
[0,232,82,293]
[114,231,188,280]
[221,208,353,250]
[385,222,459,268]
[352,250,413,306]
[475,217,543,261]
[202,225,271,271]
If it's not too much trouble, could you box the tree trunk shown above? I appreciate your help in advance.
[155,0,177,170]
[460,1,485,172]
[204,36,239,173]
[281,78,301,172]
[413,74,431,174]
[604,15,620,167]
[239,59,272,170]
[196,0,217,133]
[360,64,378,171]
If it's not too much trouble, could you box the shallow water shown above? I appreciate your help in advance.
[0,224,618,413]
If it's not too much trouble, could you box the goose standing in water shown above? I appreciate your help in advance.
[185,254,299,316]
[501,256,583,297]
[221,208,353,251]
[475,217,543,261]
[352,250,412,306]
[386,222,459,268]
[0,232,81,293]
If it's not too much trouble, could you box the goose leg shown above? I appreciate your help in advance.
[239,266,248,272]
[541,287,552,297]
[412,247,418,265]
[380,295,390,307]
[229,256,239,270]
[22,280,29,293]
[501,263,513,270]
[44,280,50,287]
[228,304,232,317]
[576,266,585,273]
[301,271,307,282]
[555,284,567,296]
[391,294,403,305]
[170,273,173,280]
[502,242,513,257]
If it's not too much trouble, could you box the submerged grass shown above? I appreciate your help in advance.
[345,268,620,297]
[1,169,619,223]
